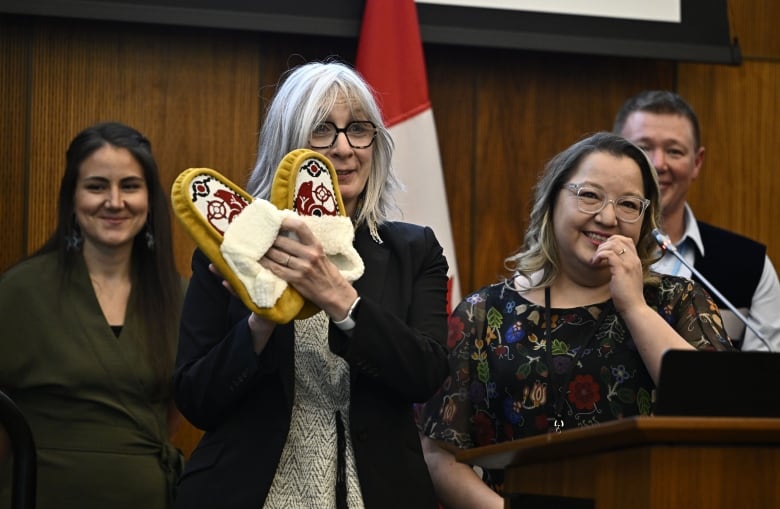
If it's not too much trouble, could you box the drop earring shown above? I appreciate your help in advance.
[144,224,155,251]
[65,217,83,251]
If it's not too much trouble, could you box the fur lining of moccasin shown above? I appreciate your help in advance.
[220,199,364,310]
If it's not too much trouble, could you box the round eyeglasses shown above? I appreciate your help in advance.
[563,183,650,224]
[309,121,378,149]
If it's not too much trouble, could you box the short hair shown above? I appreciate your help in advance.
[247,60,401,238]
[506,131,662,288]
[36,121,181,395]
[613,90,702,149]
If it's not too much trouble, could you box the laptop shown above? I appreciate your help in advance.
[654,349,780,417]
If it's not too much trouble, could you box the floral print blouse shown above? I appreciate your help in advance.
[419,273,733,491]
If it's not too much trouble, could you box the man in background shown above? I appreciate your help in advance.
[614,90,780,351]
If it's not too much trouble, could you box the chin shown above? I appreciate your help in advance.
[101,234,138,246]
[341,189,360,205]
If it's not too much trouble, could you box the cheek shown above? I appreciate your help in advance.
[130,192,150,212]
[670,163,693,181]
[623,223,644,243]
[551,215,569,244]
[73,194,101,215]
[359,151,373,174]
[552,202,578,230]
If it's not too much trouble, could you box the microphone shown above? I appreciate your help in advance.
[651,228,772,352]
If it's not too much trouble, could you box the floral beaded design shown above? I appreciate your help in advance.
[421,274,732,451]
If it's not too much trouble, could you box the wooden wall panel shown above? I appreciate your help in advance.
[427,44,478,297]
[677,60,780,264]
[0,16,30,271]
[676,0,780,268]
[728,0,780,58]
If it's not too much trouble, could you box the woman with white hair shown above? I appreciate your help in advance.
[173,60,450,509]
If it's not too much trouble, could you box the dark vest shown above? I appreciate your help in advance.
[693,221,766,309]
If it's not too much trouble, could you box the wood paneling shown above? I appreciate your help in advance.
[679,0,780,265]
[678,60,780,265]
[728,0,780,58]
[0,16,31,271]
[427,44,478,295]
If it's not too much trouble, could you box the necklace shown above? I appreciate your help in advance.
[543,286,613,433]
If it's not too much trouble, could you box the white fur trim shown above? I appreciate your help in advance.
[298,215,365,282]
[220,199,364,308]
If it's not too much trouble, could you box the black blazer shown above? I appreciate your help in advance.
[173,222,449,509]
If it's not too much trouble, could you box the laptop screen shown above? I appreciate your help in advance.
[654,349,780,417]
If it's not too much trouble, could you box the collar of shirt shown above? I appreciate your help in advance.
[680,203,706,257]
[652,203,705,277]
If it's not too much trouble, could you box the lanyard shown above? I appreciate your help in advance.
[544,286,613,433]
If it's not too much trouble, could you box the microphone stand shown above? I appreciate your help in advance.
[651,228,773,352]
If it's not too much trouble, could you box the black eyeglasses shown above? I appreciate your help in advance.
[309,121,377,149]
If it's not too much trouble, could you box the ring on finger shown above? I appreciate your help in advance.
[618,248,626,256]
[284,254,292,267]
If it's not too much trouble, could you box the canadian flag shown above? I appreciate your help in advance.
[356,0,461,310]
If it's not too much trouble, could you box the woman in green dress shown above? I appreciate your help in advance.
[0,122,184,508]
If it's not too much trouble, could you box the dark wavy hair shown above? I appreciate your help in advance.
[35,121,182,397]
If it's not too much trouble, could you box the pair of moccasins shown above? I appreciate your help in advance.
[171,149,364,324]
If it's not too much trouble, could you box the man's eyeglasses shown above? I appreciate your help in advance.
[563,183,650,224]
[309,121,377,149]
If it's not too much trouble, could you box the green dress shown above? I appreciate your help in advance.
[0,252,181,509]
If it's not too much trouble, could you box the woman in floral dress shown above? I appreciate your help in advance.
[418,132,733,509]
